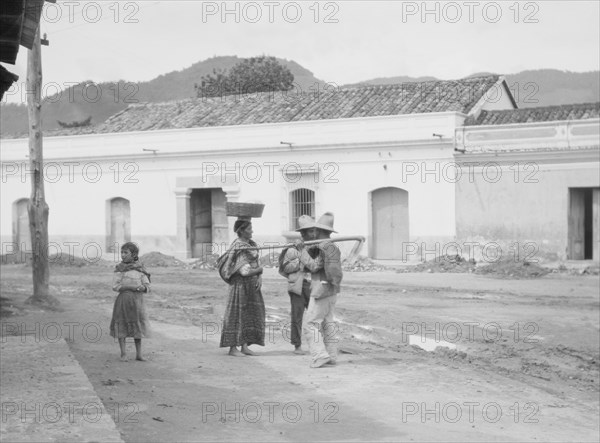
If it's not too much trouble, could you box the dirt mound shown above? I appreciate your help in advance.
[0,252,31,265]
[260,252,280,268]
[400,254,477,273]
[139,252,185,267]
[184,251,281,271]
[343,256,394,272]
[185,254,219,270]
[48,253,111,267]
[552,264,600,276]
[0,296,18,318]
[1,252,109,267]
[474,258,551,279]
[573,265,599,276]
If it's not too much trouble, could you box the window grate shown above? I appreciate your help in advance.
[290,188,315,230]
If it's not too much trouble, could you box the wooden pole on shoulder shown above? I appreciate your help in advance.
[226,236,366,266]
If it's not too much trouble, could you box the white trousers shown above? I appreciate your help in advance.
[303,294,338,362]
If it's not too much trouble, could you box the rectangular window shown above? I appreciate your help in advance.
[290,188,315,230]
[283,164,319,232]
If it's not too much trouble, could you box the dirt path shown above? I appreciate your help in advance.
[1,264,598,442]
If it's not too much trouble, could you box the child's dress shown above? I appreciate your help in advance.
[110,265,151,339]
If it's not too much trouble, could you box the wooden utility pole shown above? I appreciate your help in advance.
[26,27,54,306]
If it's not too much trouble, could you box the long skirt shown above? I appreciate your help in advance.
[110,290,150,339]
[220,275,265,347]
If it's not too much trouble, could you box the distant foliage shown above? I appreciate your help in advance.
[194,56,294,98]
[57,116,92,128]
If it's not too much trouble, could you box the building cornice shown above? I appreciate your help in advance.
[454,146,600,165]
[0,138,456,164]
[1,112,462,162]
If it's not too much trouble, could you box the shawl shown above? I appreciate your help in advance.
[216,238,259,284]
[114,261,152,283]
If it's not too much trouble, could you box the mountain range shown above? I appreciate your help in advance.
[1,56,598,137]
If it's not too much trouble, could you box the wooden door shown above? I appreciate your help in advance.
[190,189,212,258]
[371,187,408,259]
[593,188,599,262]
[211,189,228,253]
[568,189,585,260]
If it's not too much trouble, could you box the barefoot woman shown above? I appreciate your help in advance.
[110,242,151,361]
[217,217,265,356]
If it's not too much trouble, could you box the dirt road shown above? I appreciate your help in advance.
[1,263,598,442]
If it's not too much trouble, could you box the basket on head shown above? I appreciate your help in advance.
[226,202,265,218]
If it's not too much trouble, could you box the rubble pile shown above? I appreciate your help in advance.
[399,255,477,273]
[184,251,281,271]
[47,253,109,267]
[577,266,599,276]
[0,252,31,265]
[342,256,393,272]
[2,251,110,267]
[474,258,551,279]
[139,252,185,268]
[0,296,16,318]
[185,254,219,270]
[552,264,600,276]
[260,252,280,268]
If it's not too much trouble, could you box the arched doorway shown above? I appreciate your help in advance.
[106,197,131,252]
[13,198,31,251]
[370,187,409,259]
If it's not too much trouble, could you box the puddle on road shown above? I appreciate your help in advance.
[339,319,457,353]
[409,335,457,352]
[151,314,459,353]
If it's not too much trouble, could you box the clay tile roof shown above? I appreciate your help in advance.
[41,75,502,137]
[465,102,600,126]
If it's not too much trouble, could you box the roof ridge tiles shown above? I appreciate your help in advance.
[465,101,600,126]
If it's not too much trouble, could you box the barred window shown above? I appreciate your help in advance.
[290,188,315,230]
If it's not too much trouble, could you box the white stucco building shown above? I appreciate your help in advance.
[2,75,598,263]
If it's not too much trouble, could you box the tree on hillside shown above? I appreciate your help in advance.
[57,116,92,128]
[194,56,294,98]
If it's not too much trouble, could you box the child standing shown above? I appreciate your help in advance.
[110,242,151,361]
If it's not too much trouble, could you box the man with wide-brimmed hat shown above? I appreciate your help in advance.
[278,215,316,355]
[296,212,343,368]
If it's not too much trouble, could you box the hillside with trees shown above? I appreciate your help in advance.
[0,56,326,136]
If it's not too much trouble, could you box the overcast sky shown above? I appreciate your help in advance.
[2,0,599,104]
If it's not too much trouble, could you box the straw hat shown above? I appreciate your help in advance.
[295,215,315,231]
[312,212,337,233]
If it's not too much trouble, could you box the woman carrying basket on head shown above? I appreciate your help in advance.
[217,215,266,356]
